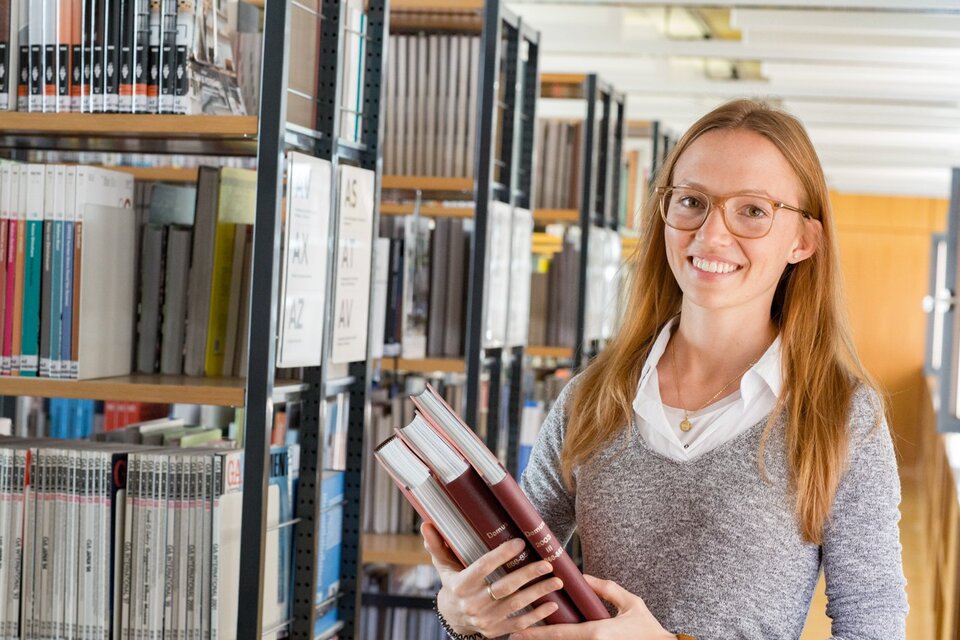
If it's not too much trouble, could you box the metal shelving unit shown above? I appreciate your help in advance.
[572,75,625,368]
[358,0,540,623]
[535,73,626,370]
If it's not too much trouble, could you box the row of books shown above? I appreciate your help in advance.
[0,427,345,640]
[0,438,243,640]
[377,204,533,359]
[535,119,584,210]
[0,0,245,113]
[0,162,135,379]
[529,226,624,348]
[382,33,480,178]
[134,167,257,378]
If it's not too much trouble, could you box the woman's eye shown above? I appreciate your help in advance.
[679,197,705,209]
[743,206,769,218]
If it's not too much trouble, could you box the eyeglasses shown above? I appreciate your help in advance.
[656,186,812,239]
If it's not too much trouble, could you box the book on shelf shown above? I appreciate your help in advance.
[536,119,583,211]
[375,384,610,623]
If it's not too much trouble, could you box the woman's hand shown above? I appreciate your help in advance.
[506,575,675,640]
[422,522,565,638]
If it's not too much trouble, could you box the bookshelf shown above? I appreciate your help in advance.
[533,73,627,368]
[0,0,387,638]
[359,0,541,627]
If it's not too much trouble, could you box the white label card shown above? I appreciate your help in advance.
[331,165,375,363]
[276,152,332,368]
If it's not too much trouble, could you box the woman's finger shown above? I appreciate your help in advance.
[487,560,554,601]
[488,601,560,638]
[582,574,633,611]
[496,577,564,619]
[462,537,528,584]
[421,522,463,573]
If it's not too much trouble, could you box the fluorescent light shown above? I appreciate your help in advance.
[732,8,960,37]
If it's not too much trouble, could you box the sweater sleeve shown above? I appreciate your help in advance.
[519,379,579,548]
[822,386,909,640]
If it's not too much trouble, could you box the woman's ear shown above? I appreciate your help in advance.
[788,218,823,264]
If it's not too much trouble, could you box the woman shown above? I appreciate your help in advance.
[422,98,908,640]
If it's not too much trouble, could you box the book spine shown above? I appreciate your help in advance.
[69,0,81,110]
[10,167,25,375]
[68,179,82,379]
[102,0,118,111]
[156,0,173,113]
[90,0,103,110]
[39,165,55,377]
[117,0,132,111]
[41,0,54,110]
[19,164,44,376]
[488,478,610,621]
[57,0,70,110]
[131,0,147,111]
[16,0,27,110]
[0,0,7,110]
[0,167,9,376]
[3,167,19,374]
[145,0,158,112]
[443,469,581,624]
[202,219,235,376]
[172,0,189,114]
[0,449,9,638]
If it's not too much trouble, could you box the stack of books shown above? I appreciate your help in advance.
[374,384,610,625]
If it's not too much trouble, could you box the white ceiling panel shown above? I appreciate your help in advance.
[514,0,960,197]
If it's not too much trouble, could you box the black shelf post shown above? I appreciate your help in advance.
[236,0,292,635]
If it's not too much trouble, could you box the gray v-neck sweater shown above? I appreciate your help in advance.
[519,381,908,639]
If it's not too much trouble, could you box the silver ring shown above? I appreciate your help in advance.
[486,584,504,602]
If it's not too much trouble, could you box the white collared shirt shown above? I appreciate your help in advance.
[632,317,782,462]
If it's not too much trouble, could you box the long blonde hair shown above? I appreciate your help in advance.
[562,99,879,545]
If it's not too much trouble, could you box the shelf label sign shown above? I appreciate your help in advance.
[331,165,375,363]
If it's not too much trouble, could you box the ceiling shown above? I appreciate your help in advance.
[507,0,960,198]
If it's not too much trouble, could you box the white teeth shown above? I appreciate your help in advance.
[692,257,739,274]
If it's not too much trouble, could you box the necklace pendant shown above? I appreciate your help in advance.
[680,417,693,432]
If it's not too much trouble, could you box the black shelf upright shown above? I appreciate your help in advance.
[464,0,540,476]
[237,0,388,637]
[572,76,626,369]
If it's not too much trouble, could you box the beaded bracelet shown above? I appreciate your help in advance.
[433,599,485,640]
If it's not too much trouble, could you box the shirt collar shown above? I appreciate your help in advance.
[634,317,782,410]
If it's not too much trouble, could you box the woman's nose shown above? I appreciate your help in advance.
[695,204,733,242]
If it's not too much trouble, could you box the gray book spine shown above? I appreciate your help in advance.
[136,224,166,373]
[426,218,449,357]
[443,219,467,357]
[182,166,220,377]
[160,226,192,375]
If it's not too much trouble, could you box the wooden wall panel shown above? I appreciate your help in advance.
[831,191,948,467]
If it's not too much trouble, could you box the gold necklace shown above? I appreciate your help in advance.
[669,339,756,433]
